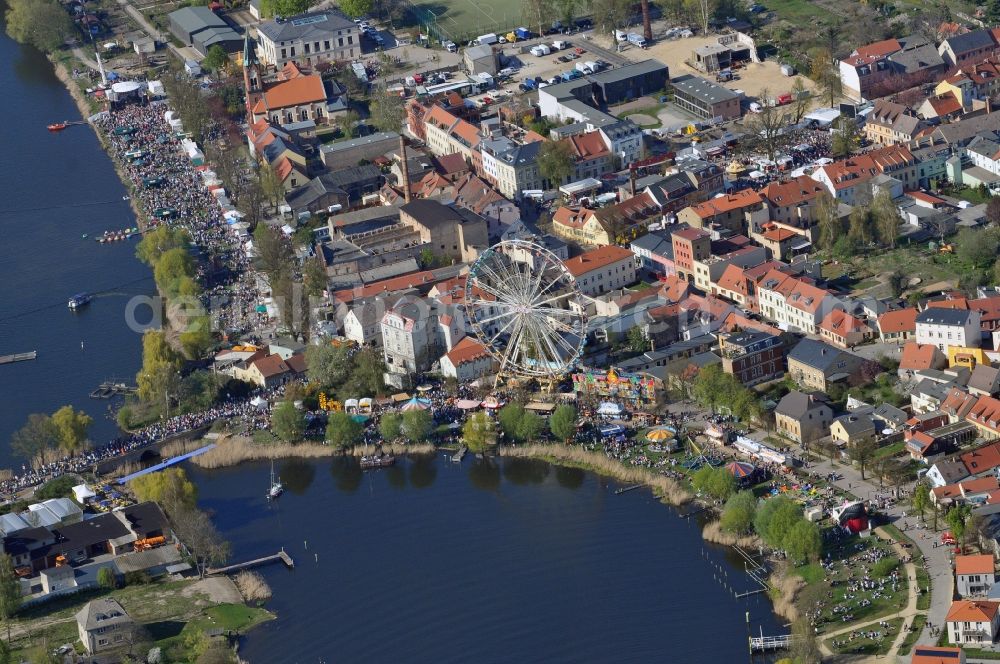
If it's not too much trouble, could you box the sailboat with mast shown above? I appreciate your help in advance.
[267,460,283,500]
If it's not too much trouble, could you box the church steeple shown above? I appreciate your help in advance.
[243,32,261,118]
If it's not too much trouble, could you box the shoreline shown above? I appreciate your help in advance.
[190,435,436,469]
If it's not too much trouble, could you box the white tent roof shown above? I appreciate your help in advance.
[597,402,622,415]
[72,484,97,504]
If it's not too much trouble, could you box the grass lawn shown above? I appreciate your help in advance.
[873,441,906,460]
[822,244,963,299]
[825,617,903,656]
[251,430,280,445]
[898,613,928,656]
[760,0,831,25]
[951,185,993,205]
[793,562,824,584]
[813,535,908,629]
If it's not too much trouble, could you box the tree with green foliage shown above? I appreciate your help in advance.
[401,409,434,443]
[498,404,545,443]
[720,491,757,534]
[136,226,190,267]
[537,140,575,188]
[463,412,494,453]
[153,247,197,297]
[253,223,295,284]
[179,315,214,360]
[129,467,198,515]
[326,411,364,448]
[871,188,900,248]
[97,567,118,590]
[753,495,802,549]
[784,519,822,563]
[202,45,230,73]
[271,401,306,443]
[339,109,361,138]
[379,412,403,442]
[692,466,737,502]
[369,84,406,133]
[136,330,182,411]
[831,116,860,158]
[4,0,74,53]
[258,161,285,210]
[549,405,578,442]
[815,190,842,251]
[9,414,58,466]
[339,0,374,17]
[259,0,311,17]
[912,481,930,523]
[341,347,386,398]
[50,406,92,456]
[305,343,355,388]
[627,325,649,353]
[0,554,20,644]
[303,254,328,298]
[948,504,972,550]
[692,364,761,421]
[34,476,77,501]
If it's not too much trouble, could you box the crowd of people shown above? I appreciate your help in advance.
[94,99,265,341]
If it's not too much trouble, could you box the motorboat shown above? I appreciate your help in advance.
[68,293,92,310]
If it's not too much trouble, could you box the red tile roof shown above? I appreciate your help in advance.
[761,176,826,208]
[959,438,1000,475]
[900,342,940,371]
[687,189,763,218]
[563,246,634,277]
[567,131,610,160]
[444,336,492,366]
[820,309,869,337]
[261,74,326,110]
[957,554,996,575]
[878,308,917,334]
[967,396,1000,436]
[925,92,963,117]
[946,599,1000,623]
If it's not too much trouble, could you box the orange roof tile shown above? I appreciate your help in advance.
[261,74,326,110]
[444,336,492,366]
[878,308,917,334]
[925,92,963,117]
[946,599,1000,623]
[761,176,826,207]
[568,131,610,160]
[688,189,763,218]
[820,309,869,336]
[968,396,1000,436]
[957,554,996,575]
[563,246,634,277]
[960,438,1000,474]
[900,342,940,371]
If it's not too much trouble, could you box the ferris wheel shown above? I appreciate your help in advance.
[464,240,588,381]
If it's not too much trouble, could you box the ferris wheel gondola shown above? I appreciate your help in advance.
[465,240,588,383]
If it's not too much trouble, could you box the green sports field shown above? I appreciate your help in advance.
[405,0,524,44]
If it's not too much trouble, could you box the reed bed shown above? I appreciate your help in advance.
[191,436,436,469]
[234,570,272,604]
[500,444,693,506]
[768,565,805,622]
[701,520,761,548]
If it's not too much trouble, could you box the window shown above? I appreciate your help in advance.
[290,46,296,57]
[324,40,331,50]
[304,43,311,54]
[281,48,287,59]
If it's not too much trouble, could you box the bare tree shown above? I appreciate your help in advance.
[172,508,231,578]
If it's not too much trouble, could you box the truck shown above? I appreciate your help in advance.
[477,33,498,45]
[585,60,601,72]
[614,29,628,42]
[627,32,647,48]
[515,26,532,40]
[575,62,593,74]
[551,40,568,50]
[530,44,551,56]
[522,77,536,90]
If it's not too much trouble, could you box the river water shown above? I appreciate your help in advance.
[0,21,153,470]
[188,456,782,664]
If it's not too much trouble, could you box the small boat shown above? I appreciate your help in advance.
[122,195,130,201]
[47,123,67,132]
[81,234,88,239]
[68,293,91,310]
[267,460,283,500]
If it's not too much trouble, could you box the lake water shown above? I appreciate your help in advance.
[0,18,153,470]
[188,455,782,664]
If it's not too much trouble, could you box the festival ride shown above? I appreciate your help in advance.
[464,240,588,388]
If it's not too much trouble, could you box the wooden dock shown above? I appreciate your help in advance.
[451,446,467,463]
[0,351,37,365]
[614,484,643,495]
[749,634,794,652]
[207,548,294,575]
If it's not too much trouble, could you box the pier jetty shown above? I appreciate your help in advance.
[0,351,37,365]
[207,548,295,575]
